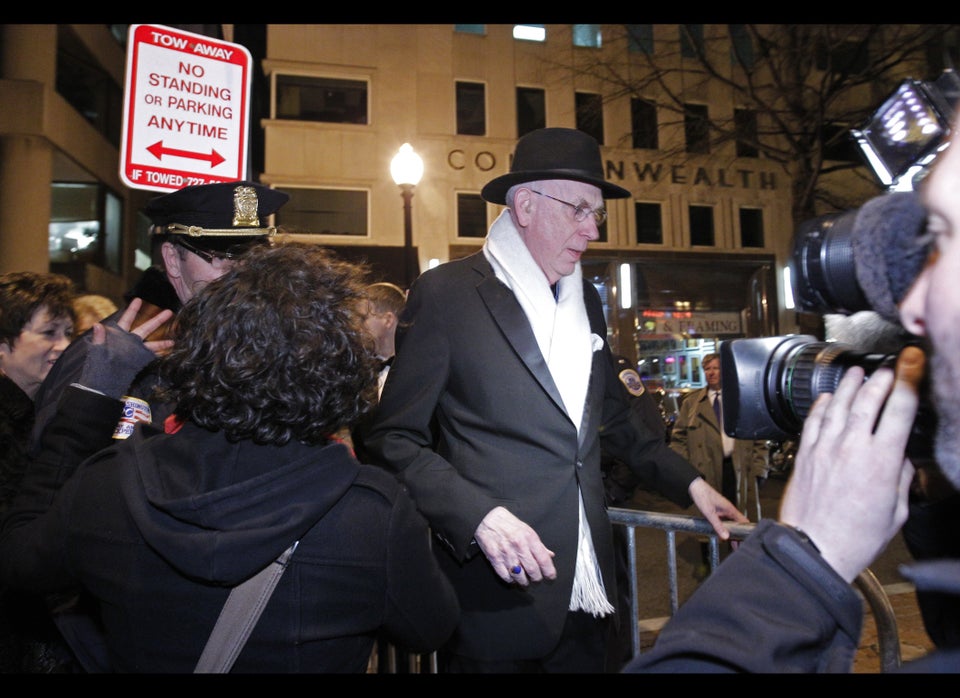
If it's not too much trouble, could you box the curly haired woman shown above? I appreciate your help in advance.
[0,243,458,672]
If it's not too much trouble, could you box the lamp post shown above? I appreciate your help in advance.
[390,143,424,288]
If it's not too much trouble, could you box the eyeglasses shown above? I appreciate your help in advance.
[529,189,607,226]
[175,238,247,265]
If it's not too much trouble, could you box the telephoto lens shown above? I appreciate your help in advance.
[720,336,935,458]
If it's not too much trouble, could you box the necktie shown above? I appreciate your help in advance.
[713,391,722,427]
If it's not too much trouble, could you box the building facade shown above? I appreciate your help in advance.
[0,23,945,391]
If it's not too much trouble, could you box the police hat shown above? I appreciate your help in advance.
[145,181,290,255]
[481,128,631,205]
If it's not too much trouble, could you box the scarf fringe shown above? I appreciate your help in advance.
[570,493,615,617]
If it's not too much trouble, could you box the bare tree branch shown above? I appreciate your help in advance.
[551,24,959,223]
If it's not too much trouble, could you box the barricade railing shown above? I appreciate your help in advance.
[607,506,902,672]
[371,509,902,673]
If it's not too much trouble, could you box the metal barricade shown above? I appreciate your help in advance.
[371,508,902,673]
[607,506,902,672]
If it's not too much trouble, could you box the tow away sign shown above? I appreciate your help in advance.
[120,24,251,192]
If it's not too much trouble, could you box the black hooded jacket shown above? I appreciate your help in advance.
[0,391,458,672]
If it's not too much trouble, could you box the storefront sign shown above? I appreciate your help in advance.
[640,311,743,337]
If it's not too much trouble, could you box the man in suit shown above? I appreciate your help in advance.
[670,352,769,579]
[365,127,746,673]
[362,282,407,400]
[670,352,769,519]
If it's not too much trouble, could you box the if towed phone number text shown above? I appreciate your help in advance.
[135,171,226,187]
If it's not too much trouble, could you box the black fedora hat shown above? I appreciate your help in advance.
[481,128,631,205]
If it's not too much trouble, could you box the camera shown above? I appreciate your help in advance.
[791,70,959,317]
[720,72,955,456]
[720,335,936,458]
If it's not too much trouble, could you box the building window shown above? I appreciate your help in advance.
[49,183,124,285]
[734,108,759,158]
[572,25,601,48]
[576,92,604,145]
[740,208,764,248]
[456,81,486,136]
[689,204,715,246]
[626,24,653,54]
[631,98,658,150]
[455,25,485,35]
[728,24,755,69]
[275,75,368,124]
[680,24,704,58]
[635,202,663,244]
[684,103,710,154]
[56,27,123,148]
[275,187,368,236]
[513,25,545,42]
[457,193,487,238]
[517,87,546,137]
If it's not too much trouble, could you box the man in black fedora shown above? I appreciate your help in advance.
[365,127,746,673]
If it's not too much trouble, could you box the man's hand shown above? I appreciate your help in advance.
[474,506,557,586]
[688,477,749,540]
[779,346,924,583]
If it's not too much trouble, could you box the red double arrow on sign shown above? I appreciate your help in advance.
[146,141,226,167]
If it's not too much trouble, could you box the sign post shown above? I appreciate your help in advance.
[120,24,252,193]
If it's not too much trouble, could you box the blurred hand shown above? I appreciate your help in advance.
[780,346,924,582]
[474,506,557,586]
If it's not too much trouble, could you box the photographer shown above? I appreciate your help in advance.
[625,121,960,673]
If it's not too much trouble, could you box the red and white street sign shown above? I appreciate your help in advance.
[120,24,252,193]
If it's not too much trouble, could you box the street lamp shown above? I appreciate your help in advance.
[390,143,424,288]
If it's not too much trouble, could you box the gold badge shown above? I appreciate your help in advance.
[232,185,260,227]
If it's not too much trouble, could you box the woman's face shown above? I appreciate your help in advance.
[0,305,73,399]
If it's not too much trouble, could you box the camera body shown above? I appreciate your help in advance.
[720,335,888,441]
[721,72,954,454]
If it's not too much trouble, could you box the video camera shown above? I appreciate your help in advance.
[720,71,959,454]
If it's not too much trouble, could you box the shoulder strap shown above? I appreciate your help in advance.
[194,541,298,673]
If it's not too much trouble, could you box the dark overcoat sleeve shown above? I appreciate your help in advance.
[3,385,122,533]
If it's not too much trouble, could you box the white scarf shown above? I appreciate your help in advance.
[483,210,592,433]
[483,210,614,617]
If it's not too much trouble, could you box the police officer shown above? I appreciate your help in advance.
[30,181,289,448]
